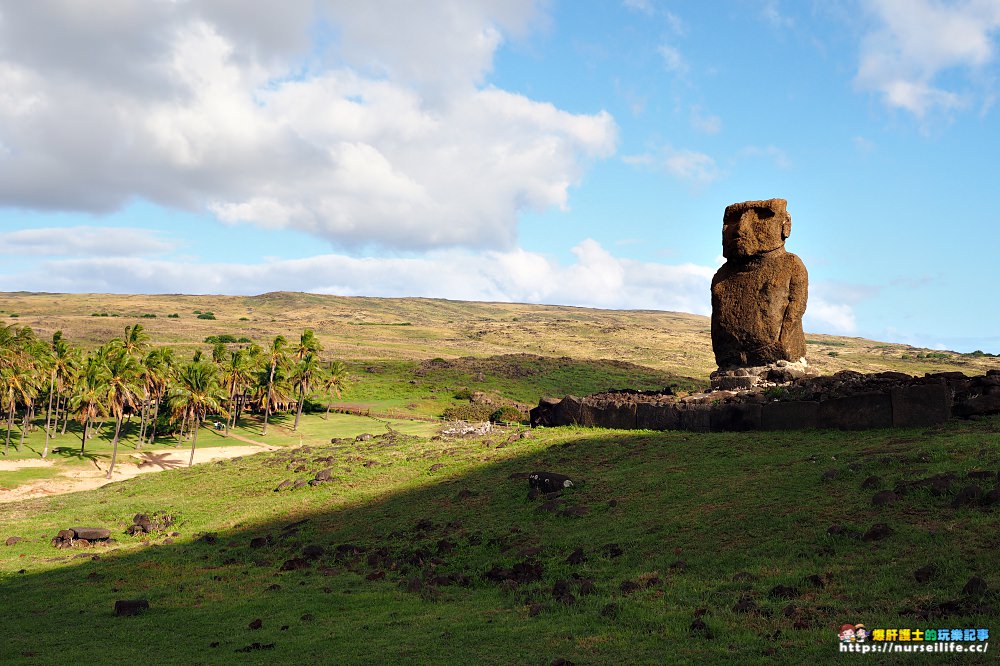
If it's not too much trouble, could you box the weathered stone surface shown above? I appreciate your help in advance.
[891,384,951,427]
[71,527,111,541]
[635,401,679,430]
[678,404,712,432]
[114,599,149,616]
[711,199,808,369]
[762,400,818,430]
[709,403,761,431]
[818,394,892,430]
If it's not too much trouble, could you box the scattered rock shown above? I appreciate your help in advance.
[601,543,623,559]
[619,580,640,594]
[565,548,586,565]
[248,618,263,630]
[114,599,149,616]
[871,490,899,506]
[804,574,825,588]
[733,596,757,614]
[669,560,687,571]
[690,618,713,639]
[301,544,325,560]
[235,642,274,653]
[984,487,1000,506]
[952,484,983,508]
[962,576,988,596]
[250,537,268,549]
[5,537,24,546]
[821,469,839,482]
[560,506,589,518]
[768,585,799,599]
[274,479,292,492]
[429,464,445,473]
[527,602,543,617]
[600,603,619,618]
[732,571,757,583]
[314,468,334,483]
[914,565,937,583]
[280,558,311,571]
[860,475,882,489]
[71,527,111,541]
[862,523,894,541]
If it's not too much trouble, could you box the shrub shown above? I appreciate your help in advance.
[239,317,249,321]
[204,334,252,344]
[442,404,494,422]
[197,313,217,320]
[193,310,202,314]
[489,406,524,424]
[453,387,475,401]
[141,313,157,318]
[167,313,180,319]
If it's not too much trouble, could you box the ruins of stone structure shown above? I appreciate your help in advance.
[710,198,812,389]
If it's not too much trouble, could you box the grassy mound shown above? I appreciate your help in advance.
[2,416,997,664]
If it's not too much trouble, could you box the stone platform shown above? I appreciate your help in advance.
[530,370,1000,432]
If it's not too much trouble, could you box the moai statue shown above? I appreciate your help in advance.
[710,199,809,387]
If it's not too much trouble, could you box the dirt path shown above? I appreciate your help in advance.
[0,442,278,504]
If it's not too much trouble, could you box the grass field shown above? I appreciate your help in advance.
[1,414,997,664]
[1,291,998,665]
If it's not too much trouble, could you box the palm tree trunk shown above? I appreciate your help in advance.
[17,405,30,453]
[43,371,56,458]
[176,413,186,447]
[294,386,305,431]
[106,416,123,479]
[80,417,90,454]
[4,404,12,455]
[188,415,200,467]
[61,396,70,435]
[138,400,148,448]
[147,400,160,446]
[262,360,276,435]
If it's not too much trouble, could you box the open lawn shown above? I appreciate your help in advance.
[1,415,998,664]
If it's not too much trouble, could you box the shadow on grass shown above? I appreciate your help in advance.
[49,446,107,468]
[2,424,998,665]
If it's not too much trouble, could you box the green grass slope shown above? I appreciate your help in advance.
[2,415,998,665]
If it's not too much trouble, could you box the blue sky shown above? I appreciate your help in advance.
[1,1,1000,352]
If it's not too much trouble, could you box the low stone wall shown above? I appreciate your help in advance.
[530,370,1000,432]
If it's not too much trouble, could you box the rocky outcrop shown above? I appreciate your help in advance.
[531,370,1000,432]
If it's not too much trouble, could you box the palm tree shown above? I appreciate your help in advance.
[320,361,351,419]
[116,323,150,357]
[291,351,322,431]
[168,361,227,467]
[261,335,287,436]
[43,332,78,458]
[221,348,253,435]
[101,345,143,479]
[138,347,173,448]
[294,329,322,362]
[71,355,109,455]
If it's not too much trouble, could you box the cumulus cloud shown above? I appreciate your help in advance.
[624,146,721,185]
[0,1,617,250]
[0,240,715,314]
[0,226,174,256]
[855,0,1000,116]
[804,298,857,334]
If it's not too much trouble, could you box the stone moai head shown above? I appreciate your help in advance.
[721,198,791,260]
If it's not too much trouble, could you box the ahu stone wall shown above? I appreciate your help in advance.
[530,370,1000,432]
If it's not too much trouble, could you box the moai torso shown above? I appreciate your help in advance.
[710,199,808,369]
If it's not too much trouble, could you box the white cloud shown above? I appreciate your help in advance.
[762,0,794,30]
[624,146,722,185]
[623,0,655,15]
[805,298,857,334]
[0,1,617,250]
[0,240,715,315]
[739,145,791,170]
[658,43,688,75]
[690,105,722,134]
[855,0,1000,116]
[0,226,174,257]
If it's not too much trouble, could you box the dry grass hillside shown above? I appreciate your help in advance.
[1,290,996,380]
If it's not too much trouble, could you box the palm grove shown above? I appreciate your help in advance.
[0,323,349,477]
